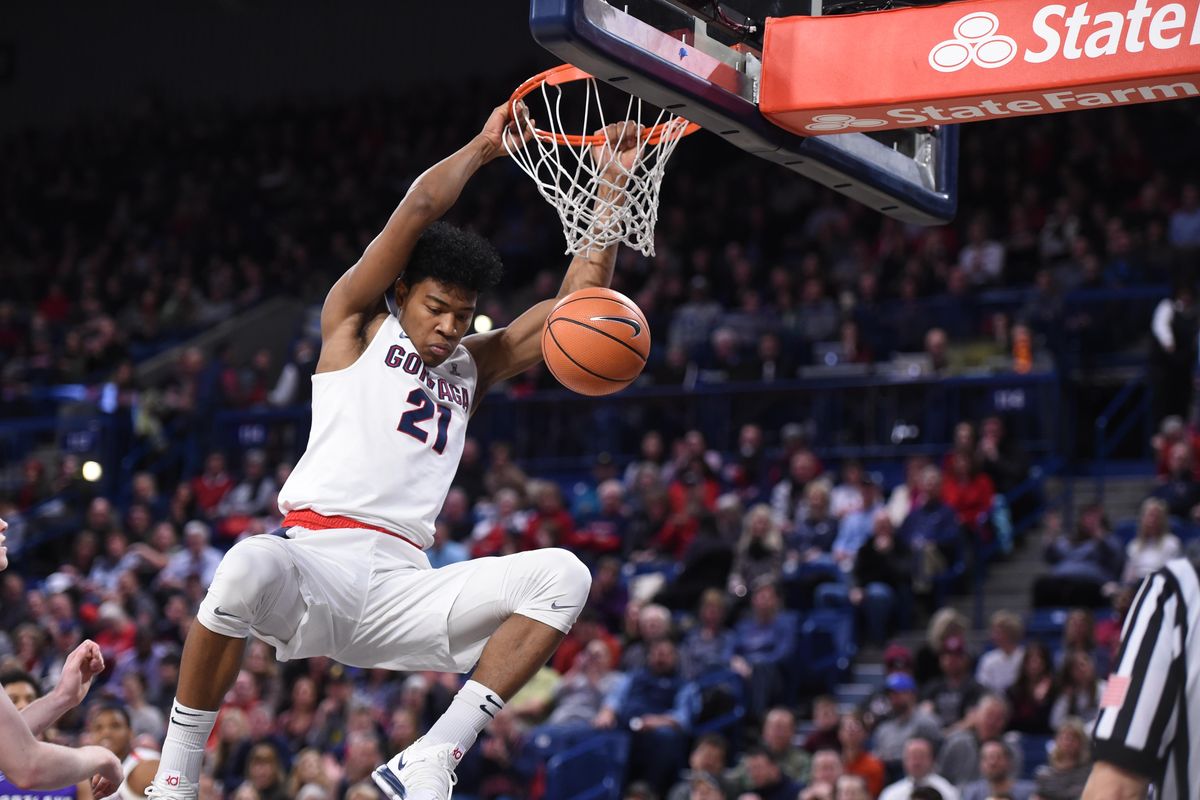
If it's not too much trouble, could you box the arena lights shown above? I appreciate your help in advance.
[473,314,494,333]
[81,461,103,482]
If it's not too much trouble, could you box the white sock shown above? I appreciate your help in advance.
[156,699,218,786]
[419,680,504,761]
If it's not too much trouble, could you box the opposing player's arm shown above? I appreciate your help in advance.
[319,102,529,368]
[464,122,642,400]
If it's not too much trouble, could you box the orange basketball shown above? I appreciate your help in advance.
[542,288,650,396]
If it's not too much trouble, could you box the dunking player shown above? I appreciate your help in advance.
[145,104,642,800]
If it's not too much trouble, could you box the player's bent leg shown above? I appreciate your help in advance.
[373,548,591,800]
[148,535,306,800]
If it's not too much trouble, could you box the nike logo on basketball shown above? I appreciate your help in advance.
[589,315,642,337]
[550,601,577,610]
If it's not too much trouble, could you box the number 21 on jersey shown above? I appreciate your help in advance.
[397,388,452,454]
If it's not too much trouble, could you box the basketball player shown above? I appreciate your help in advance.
[145,103,643,800]
[0,517,123,797]
[88,704,161,800]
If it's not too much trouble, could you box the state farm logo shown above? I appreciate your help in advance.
[804,113,888,132]
[929,12,1018,72]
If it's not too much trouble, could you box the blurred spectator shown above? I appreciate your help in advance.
[974,611,1025,694]
[976,416,1029,498]
[920,635,984,728]
[158,520,223,589]
[1149,283,1198,424]
[335,732,384,799]
[573,480,631,562]
[217,450,278,534]
[915,609,970,687]
[878,738,959,800]
[770,450,820,528]
[898,467,963,601]
[958,216,1006,287]
[268,340,317,408]
[426,521,469,569]
[483,442,528,500]
[523,481,575,550]
[799,749,843,800]
[732,748,801,800]
[679,589,735,681]
[935,694,1016,787]
[1150,416,1200,480]
[730,583,796,720]
[240,741,288,800]
[960,740,1034,800]
[872,674,942,766]
[1031,718,1092,800]
[1149,442,1200,520]
[552,609,621,675]
[1005,641,1058,735]
[621,603,673,672]
[285,748,335,799]
[543,639,621,726]
[595,639,695,794]
[941,454,995,540]
[727,505,785,599]
[1122,498,1181,584]
[838,712,885,798]
[803,695,842,754]
[1168,182,1200,247]
[191,452,236,516]
[665,735,732,800]
[727,708,810,791]
[588,556,629,633]
[789,481,838,561]
[818,509,912,645]
[1049,649,1103,729]
[1034,505,1123,607]
[834,774,871,800]
[886,456,932,529]
[832,480,883,569]
[830,461,868,520]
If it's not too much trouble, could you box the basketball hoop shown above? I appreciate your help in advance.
[503,64,699,257]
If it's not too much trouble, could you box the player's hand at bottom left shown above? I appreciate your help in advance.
[88,747,123,799]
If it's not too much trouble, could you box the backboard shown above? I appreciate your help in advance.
[528,0,960,224]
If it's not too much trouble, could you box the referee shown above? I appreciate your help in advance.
[1083,556,1200,800]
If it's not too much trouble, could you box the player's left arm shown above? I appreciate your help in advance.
[463,123,641,401]
[463,244,619,399]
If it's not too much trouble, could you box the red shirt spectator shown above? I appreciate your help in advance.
[191,452,235,514]
[942,453,995,536]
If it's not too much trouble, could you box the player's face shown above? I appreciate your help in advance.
[89,709,133,759]
[5,680,37,711]
[396,279,477,366]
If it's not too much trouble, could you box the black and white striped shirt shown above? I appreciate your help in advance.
[1093,557,1200,799]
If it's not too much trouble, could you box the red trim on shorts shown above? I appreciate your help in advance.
[282,509,422,550]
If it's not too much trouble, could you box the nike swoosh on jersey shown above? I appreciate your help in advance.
[212,607,242,619]
[550,601,578,610]
[589,315,643,337]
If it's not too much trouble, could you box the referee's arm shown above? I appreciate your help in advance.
[1084,565,1191,800]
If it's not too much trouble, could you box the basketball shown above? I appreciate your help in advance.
[541,288,650,396]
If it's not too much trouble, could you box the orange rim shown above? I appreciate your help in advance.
[509,64,701,148]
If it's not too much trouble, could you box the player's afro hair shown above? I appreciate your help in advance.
[400,221,504,293]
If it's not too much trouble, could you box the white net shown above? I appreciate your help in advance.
[503,67,696,257]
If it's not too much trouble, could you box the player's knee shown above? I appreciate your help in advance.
[541,547,592,605]
[204,536,289,622]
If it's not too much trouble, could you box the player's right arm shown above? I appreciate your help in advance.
[0,687,121,794]
[318,101,530,372]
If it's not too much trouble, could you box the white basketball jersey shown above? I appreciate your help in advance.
[278,314,477,549]
[118,747,160,800]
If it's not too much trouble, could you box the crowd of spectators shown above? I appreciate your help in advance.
[2,75,1200,424]
[0,406,1042,800]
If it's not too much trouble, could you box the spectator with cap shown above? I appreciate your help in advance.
[879,738,960,800]
[872,674,943,767]
[936,694,1021,787]
[960,740,1033,800]
[975,611,1026,694]
[920,634,985,728]
[861,644,914,730]
[157,520,223,589]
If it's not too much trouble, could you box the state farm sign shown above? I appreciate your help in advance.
[759,0,1200,134]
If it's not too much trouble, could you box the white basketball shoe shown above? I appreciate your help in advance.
[372,738,462,800]
[144,771,198,800]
